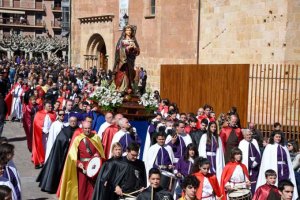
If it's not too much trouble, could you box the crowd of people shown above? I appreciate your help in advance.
[0,60,299,200]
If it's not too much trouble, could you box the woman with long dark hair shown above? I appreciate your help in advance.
[174,144,199,199]
[199,121,224,182]
[191,157,221,200]
[256,131,298,199]
[175,144,199,178]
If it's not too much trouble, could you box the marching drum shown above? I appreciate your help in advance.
[160,170,177,193]
[228,189,251,200]
[86,157,102,178]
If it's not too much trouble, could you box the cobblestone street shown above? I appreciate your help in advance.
[3,121,57,200]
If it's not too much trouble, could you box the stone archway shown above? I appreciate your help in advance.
[86,33,107,70]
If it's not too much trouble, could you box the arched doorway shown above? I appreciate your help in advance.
[86,33,107,70]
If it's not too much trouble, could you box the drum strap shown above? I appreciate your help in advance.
[83,138,93,156]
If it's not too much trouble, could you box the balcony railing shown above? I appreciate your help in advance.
[0,4,46,12]
[35,20,45,26]
[0,17,45,28]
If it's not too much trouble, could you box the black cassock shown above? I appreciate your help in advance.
[137,187,174,200]
[36,125,77,193]
[92,157,128,200]
[92,156,147,200]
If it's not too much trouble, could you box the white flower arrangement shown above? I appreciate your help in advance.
[139,91,159,113]
[89,80,123,111]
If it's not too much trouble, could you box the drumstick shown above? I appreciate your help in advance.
[123,193,136,198]
[169,177,173,191]
[251,181,256,183]
[151,186,153,200]
[127,188,144,195]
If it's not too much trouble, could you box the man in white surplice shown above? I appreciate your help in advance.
[97,112,113,139]
[145,132,175,174]
[45,110,65,161]
[238,129,261,194]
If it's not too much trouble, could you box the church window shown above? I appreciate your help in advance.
[150,0,155,15]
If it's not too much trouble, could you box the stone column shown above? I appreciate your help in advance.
[29,52,33,60]
[7,51,12,60]
[62,50,66,62]
[47,51,51,60]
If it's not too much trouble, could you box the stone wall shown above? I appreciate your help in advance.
[199,0,300,65]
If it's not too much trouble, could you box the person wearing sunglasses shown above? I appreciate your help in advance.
[45,110,65,161]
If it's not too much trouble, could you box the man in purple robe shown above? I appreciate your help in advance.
[145,132,175,174]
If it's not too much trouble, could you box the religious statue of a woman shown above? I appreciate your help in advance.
[113,25,140,93]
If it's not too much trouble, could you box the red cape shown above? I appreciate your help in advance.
[68,129,98,153]
[23,103,34,151]
[4,92,12,119]
[57,97,66,109]
[4,83,20,119]
[32,110,56,165]
[196,114,210,129]
[102,124,119,158]
[36,85,46,99]
[220,162,249,200]
[193,172,221,199]
[252,184,280,200]
[219,127,243,152]
[184,125,191,134]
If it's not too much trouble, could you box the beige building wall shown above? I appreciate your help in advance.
[199,0,300,65]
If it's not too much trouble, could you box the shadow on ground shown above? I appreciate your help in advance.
[27,198,49,200]
[8,136,27,142]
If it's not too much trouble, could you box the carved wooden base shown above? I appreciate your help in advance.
[116,95,156,121]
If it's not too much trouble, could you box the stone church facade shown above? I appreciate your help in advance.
[71,0,300,90]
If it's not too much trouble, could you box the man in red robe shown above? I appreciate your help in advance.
[56,116,94,197]
[59,121,105,200]
[219,115,243,163]
[23,96,40,152]
[101,113,123,158]
[32,100,56,168]
[253,169,281,200]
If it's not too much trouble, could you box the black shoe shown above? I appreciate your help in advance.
[35,164,44,169]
